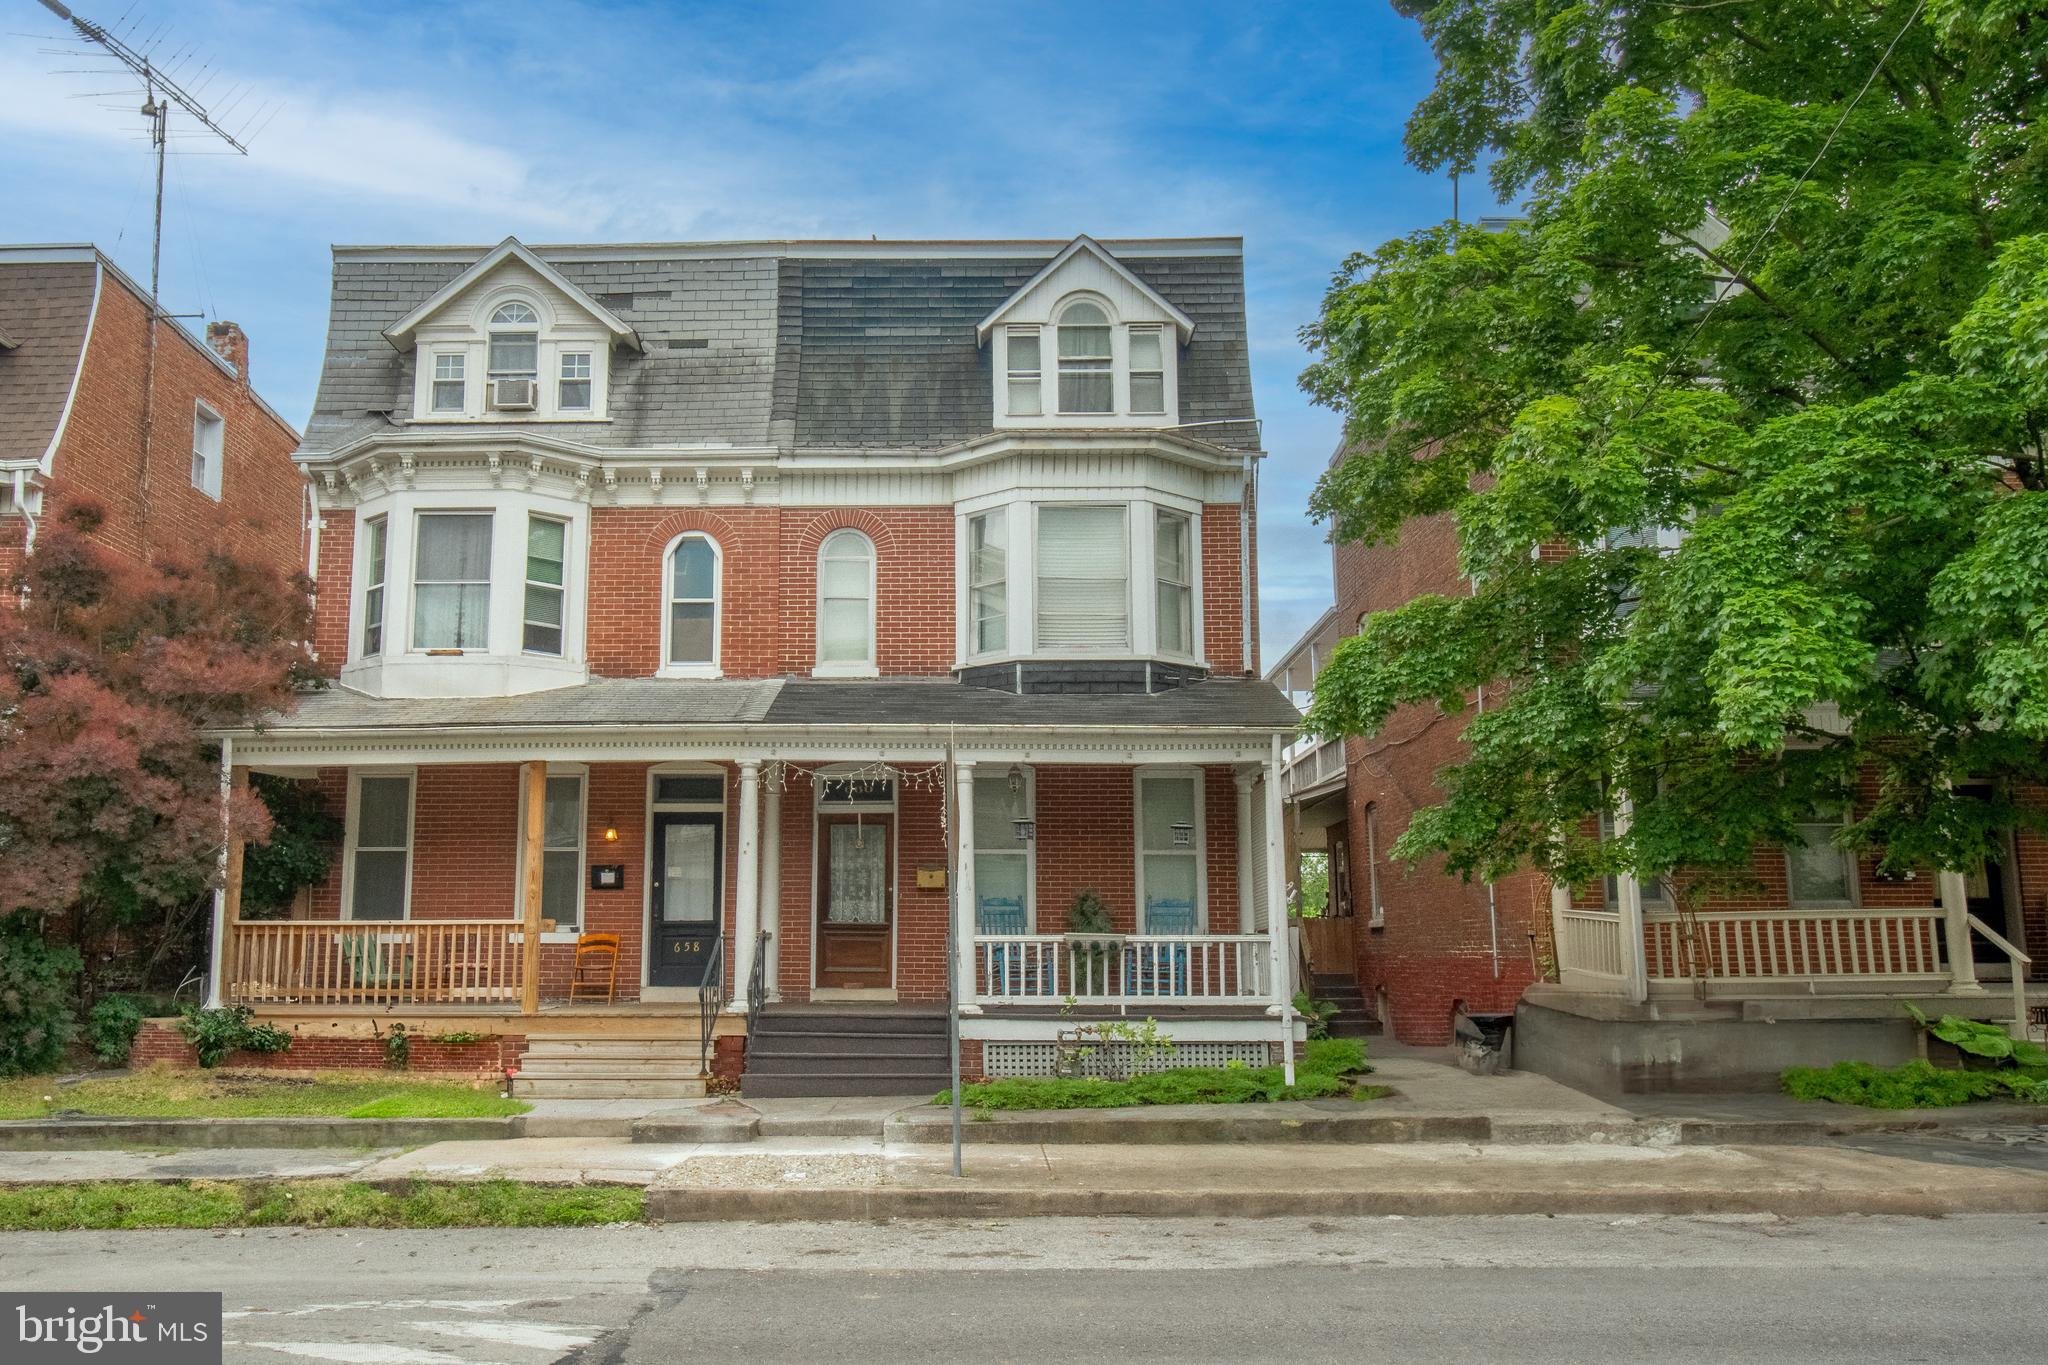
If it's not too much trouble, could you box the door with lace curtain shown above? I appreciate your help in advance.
[816,814,893,989]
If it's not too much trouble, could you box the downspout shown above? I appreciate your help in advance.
[1240,451,1254,674]
[12,468,36,555]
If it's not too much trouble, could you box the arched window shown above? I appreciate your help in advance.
[664,534,720,670]
[816,529,876,673]
[487,300,539,385]
[1056,299,1113,414]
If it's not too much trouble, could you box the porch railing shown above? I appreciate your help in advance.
[1643,906,1946,987]
[226,920,525,1007]
[1554,908,1628,988]
[971,934,1272,1005]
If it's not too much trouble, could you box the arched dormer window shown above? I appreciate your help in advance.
[488,300,540,390]
[816,529,877,676]
[663,533,720,674]
[1056,298,1113,414]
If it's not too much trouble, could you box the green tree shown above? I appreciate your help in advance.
[1300,2,2048,896]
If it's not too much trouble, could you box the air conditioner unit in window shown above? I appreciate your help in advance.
[490,377,537,411]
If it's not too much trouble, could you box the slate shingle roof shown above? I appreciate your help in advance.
[0,259,97,465]
[301,240,1257,457]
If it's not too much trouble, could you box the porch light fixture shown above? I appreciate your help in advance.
[602,819,620,843]
[1170,819,1195,848]
[1007,764,1034,843]
[1011,815,1037,844]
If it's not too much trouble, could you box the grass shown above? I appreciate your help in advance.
[936,1037,1388,1110]
[0,1066,529,1121]
[1781,1060,2048,1109]
[0,1179,643,1231]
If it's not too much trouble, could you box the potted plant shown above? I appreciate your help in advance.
[1063,890,1124,995]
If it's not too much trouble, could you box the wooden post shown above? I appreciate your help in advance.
[207,761,248,1008]
[522,761,546,1015]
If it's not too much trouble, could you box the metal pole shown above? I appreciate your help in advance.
[946,730,963,1177]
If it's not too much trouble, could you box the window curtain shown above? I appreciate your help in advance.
[414,514,492,649]
[827,824,887,924]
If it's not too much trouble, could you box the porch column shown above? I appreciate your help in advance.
[1264,737,1296,1084]
[205,752,245,1010]
[1234,769,1257,934]
[1940,868,1982,994]
[954,759,979,1011]
[730,759,762,1010]
[1611,799,1650,1005]
[761,780,782,1001]
[521,761,546,1015]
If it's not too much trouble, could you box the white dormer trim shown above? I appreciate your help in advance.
[382,236,642,352]
[976,235,1194,345]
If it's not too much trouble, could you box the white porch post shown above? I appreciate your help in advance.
[1234,769,1257,934]
[730,758,762,1010]
[954,759,979,1011]
[1940,868,1982,994]
[1264,736,1296,1084]
[1612,799,1650,1005]
[761,779,782,1001]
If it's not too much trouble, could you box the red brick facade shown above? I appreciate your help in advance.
[131,1019,521,1075]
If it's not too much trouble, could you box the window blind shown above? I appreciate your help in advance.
[1037,506,1128,649]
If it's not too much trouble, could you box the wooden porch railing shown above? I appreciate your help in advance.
[972,934,1273,1006]
[226,920,526,1007]
[1644,906,1946,988]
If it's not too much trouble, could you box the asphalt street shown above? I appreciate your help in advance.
[3,1213,2046,1364]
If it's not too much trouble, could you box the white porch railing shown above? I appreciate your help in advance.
[1643,906,1946,988]
[1554,908,1629,990]
[227,920,526,1008]
[972,934,1273,1005]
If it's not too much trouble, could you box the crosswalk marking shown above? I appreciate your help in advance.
[236,1345,486,1364]
[406,1320,599,1351]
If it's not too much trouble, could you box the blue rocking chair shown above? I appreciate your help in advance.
[1127,899,1196,997]
[976,897,1034,996]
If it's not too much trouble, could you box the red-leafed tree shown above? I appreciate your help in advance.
[0,501,322,1003]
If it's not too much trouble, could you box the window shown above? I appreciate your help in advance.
[1037,505,1128,650]
[974,770,1031,931]
[1788,800,1855,906]
[1006,328,1042,416]
[1364,805,1384,927]
[665,534,719,668]
[1056,300,1113,413]
[523,515,567,655]
[522,772,584,930]
[488,302,538,381]
[558,352,592,411]
[361,516,388,657]
[816,530,876,671]
[413,512,492,650]
[1154,511,1193,655]
[1137,773,1201,932]
[654,774,725,805]
[1129,327,1166,414]
[968,511,1007,655]
[1599,809,1670,909]
[349,774,412,920]
[190,401,224,499]
[430,353,466,413]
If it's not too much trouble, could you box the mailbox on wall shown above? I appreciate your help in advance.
[589,864,625,890]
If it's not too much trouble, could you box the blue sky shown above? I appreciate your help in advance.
[1,0,1497,663]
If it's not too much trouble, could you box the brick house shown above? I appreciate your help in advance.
[203,235,1303,1097]
[1275,448,2043,1089]
[0,244,305,583]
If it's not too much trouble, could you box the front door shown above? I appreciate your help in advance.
[816,813,893,989]
[649,811,722,988]
[1967,851,2018,978]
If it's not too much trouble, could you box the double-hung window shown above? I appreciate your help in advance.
[430,353,466,413]
[190,401,224,499]
[1056,301,1113,414]
[666,534,719,667]
[1036,505,1128,650]
[1129,326,1166,414]
[1006,328,1042,416]
[413,512,492,650]
[1137,774,1201,932]
[1787,800,1856,906]
[558,352,592,411]
[524,772,585,930]
[968,511,1007,655]
[361,516,388,656]
[349,774,412,921]
[1154,511,1193,656]
[973,770,1031,931]
[523,515,567,655]
[817,530,876,671]
[488,303,539,386]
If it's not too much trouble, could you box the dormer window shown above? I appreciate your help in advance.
[488,302,539,385]
[1005,328,1042,416]
[1130,327,1166,414]
[430,354,466,413]
[558,352,593,411]
[1056,300,1114,414]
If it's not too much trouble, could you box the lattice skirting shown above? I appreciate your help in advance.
[984,1040,1274,1078]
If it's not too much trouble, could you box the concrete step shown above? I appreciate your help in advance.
[514,1059,708,1080]
[513,1077,707,1100]
[752,1010,948,1037]
[742,1053,950,1079]
[745,1034,949,1059]
[520,1041,700,1060]
[741,1073,949,1099]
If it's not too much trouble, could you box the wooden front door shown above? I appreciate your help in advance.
[816,813,893,989]
[649,811,722,988]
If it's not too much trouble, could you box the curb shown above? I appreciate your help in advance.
[884,1106,1492,1146]
[0,1117,521,1151]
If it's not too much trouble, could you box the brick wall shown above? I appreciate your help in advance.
[131,1019,520,1074]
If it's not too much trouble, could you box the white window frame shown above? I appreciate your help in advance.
[557,350,593,412]
[190,399,224,500]
[967,509,1008,657]
[1005,325,1043,417]
[410,509,495,653]
[429,351,467,414]
[1787,800,1859,908]
[814,528,878,678]
[1364,804,1385,928]
[360,514,389,659]
[660,531,722,678]
[516,763,587,939]
[1034,502,1131,654]
[341,768,416,922]
[522,513,569,658]
[1055,297,1115,416]
[487,300,540,384]
[974,766,1036,932]
[1128,325,1167,414]
[1153,508,1196,659]
[1134,767,1207,933]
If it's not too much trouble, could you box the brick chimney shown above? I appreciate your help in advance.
[205,320,249,383]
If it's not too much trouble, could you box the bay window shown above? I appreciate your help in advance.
[412,512,493,650]
[1036,505,1128,650]
[1155,510,1193,656]
[361,516,388,657]
[968,511,1007,655]
[1137,773,1201,932]
[1056,301,1113,413]
[523,515,567,656]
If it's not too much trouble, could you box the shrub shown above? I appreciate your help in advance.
[0,912,82,1077]
[176,1006,291,1069]
[85,996,147,1066]
[1904,1004,2048,1069]
[1782,1060,2048,1109]
[1293,991,1338,1041]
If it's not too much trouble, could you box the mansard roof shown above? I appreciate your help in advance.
[381,236,642,351]
[300,236,1256,458]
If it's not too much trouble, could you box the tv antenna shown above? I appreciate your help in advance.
[35,0,267,549]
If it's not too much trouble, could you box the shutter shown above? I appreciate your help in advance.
[1036,506,1129,649]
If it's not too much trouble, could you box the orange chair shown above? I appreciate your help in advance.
[569,932,621,1004]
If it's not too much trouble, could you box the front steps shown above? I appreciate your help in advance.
[511,1035,708,1100]
[1311,972,1382,1041]
[741,1004,951,1099]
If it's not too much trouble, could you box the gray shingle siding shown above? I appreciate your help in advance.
[300,242,1258,457]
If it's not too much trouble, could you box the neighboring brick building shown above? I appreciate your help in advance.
[213,235,1302,1097]
[0,244,304,583]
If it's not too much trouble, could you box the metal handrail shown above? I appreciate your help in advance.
[746,929,771,1035]
[696,933,727,1078]
[1967,912,2036,1042]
